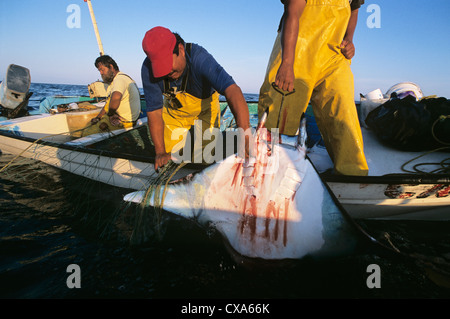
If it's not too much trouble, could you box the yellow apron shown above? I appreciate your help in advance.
[258,0,368,176]
[162,91,220,164]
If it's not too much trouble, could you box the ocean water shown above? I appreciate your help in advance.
[1,83,450,306]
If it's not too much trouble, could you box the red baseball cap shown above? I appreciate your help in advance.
[142,26,176,78]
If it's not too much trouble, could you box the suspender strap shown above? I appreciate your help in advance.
[163,43,192,95]
[117,72,140,92]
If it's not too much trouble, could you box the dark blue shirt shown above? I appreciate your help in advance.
[141,43,235,112]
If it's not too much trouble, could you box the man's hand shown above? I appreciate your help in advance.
[91,116,101,124]
[154,152,172,172]
[108,113,121,126]
[275,61,295,92]
[106,91,122,125]
[340,39,355,60]
[223,84,251,160]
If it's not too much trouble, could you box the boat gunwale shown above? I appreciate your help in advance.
[2,121,450,186]
[322,172,450,185]
[0,129,209,172]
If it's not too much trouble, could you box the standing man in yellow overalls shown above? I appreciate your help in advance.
[141,26,250,171]
[258,0,368,176]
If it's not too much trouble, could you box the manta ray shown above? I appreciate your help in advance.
[124,117,362,260]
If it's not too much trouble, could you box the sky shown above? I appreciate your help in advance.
[1,0,449,99]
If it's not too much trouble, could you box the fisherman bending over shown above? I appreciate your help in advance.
[141,26,250,171]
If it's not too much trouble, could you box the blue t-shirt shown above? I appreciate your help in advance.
[141,43,235,112]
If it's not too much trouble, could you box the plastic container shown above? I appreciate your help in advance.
[88,81,109,98]
[66,109,101,137]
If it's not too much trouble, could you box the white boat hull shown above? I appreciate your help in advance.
[0,114,199,190]
[308,125,450,221]
[328,181,450,220]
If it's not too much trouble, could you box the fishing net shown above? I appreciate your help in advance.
[356,218,450,289]
[2,101,450,289]
[125,161,187,245]
[62,126,187,244]
[0,124,165,242]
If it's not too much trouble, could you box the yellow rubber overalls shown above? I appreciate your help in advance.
[162,88,221,164]
[80,99,134,137]
[258,0,368,176]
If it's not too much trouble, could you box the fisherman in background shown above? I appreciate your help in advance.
[258,0,368,176]
[141,26,250,171]
[82,55,141,137]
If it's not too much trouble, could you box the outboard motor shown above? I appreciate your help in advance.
[0,64,32,118]
[87,80,108,98]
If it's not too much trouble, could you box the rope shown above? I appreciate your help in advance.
[431,115,450,146]
[399,116,450,174]
[400,146,450,174]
